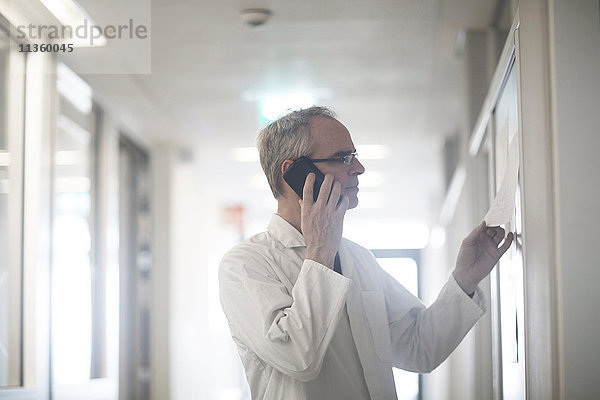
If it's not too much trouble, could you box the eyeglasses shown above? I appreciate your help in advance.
[309,151,358,165]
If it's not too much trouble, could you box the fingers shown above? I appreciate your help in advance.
[486,226,505,245]
[302,173,345,214]
[315,174,334,204]
[497,232,514,256]
[469,221,512,257]
[480,229,513,259]
[315,174,342,207]
[303,173,315,203]
[329,180,342,205]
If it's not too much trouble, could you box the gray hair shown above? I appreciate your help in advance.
[257,106,337,199]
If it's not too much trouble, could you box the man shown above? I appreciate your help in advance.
[219,106,513,400]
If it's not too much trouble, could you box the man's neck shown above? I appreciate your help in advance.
[276,198,302,233]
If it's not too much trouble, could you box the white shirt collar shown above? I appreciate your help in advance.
[267,214,306,248]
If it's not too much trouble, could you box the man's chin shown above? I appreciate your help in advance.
[348,196,359,209]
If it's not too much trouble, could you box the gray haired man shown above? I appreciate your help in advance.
[219,106,513,400]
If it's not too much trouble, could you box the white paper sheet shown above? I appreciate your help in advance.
[484,136,520,227]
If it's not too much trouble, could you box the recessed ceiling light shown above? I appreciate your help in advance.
[240,8,272,27]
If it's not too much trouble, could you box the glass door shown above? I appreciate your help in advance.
[118,136,151,400]
[372,249,422,400]
[0,27,25,389]
[51,63,96,391]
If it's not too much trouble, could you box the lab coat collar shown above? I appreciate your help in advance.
[267,214,355,280]
[267,214,306,248]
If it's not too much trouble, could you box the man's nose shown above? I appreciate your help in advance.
[349,157,365,175]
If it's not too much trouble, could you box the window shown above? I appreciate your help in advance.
[118,135,151,400]
[51,64,118,399]
[51,63,96,387]
[0,27,25,389]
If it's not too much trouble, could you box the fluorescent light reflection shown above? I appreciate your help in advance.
[39,0,107,47]
[57,64,92,114]
[40,0,86,26]
[0,151,10,166]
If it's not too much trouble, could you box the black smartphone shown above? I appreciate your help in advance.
[283,156,325,202]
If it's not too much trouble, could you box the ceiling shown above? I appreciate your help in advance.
[58,0,500,231]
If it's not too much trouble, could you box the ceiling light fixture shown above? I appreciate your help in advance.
[240,8,272,27]
[39,0,107,47]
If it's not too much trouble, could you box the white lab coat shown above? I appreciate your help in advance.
[219,214,486,400]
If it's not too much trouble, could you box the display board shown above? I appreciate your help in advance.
[490,62,526,400]
[468,13,526,400]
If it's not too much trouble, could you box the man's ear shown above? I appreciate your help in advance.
[281,159,294,175]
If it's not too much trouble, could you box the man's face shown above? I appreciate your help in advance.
[307,116,366,209]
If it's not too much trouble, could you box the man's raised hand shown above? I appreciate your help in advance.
[453,221,514,295]
[301,173,349,269]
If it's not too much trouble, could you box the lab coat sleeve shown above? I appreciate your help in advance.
[378,259,486,373]
[219,245,352,382]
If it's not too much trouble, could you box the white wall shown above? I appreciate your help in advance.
[151,143,176,400]
[550,1,600,398]
[169,145,250,400]
[516,1,600,397]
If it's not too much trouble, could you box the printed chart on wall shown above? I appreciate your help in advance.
[489,63,526,400]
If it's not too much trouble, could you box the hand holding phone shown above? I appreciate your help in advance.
[283,157,325,202]
[295,167,349,270]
